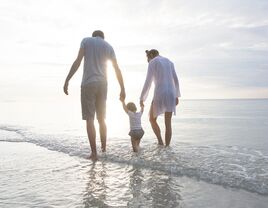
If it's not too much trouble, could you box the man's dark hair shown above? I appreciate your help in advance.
[92,30,104,39]
[145,49,159,59]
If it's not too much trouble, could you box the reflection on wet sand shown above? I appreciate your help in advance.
[148,171,182,207]
[83,162,108,208]
[83,160,183,207]
[128,168,182,207]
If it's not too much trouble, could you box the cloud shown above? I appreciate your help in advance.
[0,0,268,98]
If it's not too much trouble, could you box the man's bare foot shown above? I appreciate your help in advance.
[158,142,164,146]
[88,154,98,161]
[157,138,164,146]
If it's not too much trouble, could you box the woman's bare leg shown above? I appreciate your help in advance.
[149,103,164,145]
[164,112,172,146]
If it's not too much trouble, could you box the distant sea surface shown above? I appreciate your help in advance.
[1,99,268,207]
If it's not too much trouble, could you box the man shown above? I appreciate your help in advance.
[63,30,125,160]
[140,49,180,146]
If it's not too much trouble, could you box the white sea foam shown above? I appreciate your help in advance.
[1,125,268,195]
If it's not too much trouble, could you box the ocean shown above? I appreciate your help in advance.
[0,98,268,207]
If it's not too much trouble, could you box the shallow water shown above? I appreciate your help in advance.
[1,142,268,208]
[1,99,268,207]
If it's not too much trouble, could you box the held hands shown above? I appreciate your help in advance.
[120,96,125,103]
[120,89,126,102]
[140,100,144,108]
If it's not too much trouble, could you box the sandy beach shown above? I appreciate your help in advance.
[1,141,268,208]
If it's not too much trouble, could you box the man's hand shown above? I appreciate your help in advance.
[63,81,69,95]
[140,100,144,108]
[176,97,179,106]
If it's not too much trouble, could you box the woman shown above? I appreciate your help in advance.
[140,49,181,146]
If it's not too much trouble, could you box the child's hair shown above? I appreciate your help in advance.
[126,102,137,112]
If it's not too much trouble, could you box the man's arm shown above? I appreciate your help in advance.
[111,58,126,101]
[63,48,84,95]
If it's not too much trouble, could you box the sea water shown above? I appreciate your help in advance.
[0,98,268,207]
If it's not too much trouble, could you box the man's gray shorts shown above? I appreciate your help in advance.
[81,81,107,120]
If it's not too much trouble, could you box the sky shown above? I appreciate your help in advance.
[0,0,268,100]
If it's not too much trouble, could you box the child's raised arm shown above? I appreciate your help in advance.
[121,100,129,114]
[140,105,144,113]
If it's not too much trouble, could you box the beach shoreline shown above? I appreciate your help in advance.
[1,141,268,208]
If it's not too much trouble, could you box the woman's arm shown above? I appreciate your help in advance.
[172,63,181,98]
[140,63,154,102]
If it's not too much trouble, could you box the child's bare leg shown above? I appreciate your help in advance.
[131,137,138,152]
[136,138,141,148]
[135,139,140,152]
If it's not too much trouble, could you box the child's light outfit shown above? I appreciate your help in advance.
[127,111,144,139]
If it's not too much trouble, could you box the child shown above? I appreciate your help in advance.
[121,100,144,152]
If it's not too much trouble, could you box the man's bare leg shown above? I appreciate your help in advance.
[149,104,164,145]
[164,112,172,146]
[86,119,97,160]
[98,118,107,152]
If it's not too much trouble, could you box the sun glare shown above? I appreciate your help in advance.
[106,61,129,136]
[105,60,153,137]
